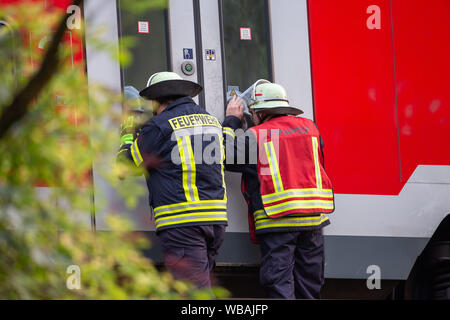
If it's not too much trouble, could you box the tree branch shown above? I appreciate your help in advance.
[0,0,83,139]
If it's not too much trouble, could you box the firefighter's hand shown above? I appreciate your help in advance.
[226,95,244,120]
[120,115,135,135]
[119,115,136,147]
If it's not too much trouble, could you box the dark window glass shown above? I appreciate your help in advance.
[117,1,170,90]
[221,0,272,92]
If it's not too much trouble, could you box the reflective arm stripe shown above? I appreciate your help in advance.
[264,141,284,193]
[130,139,143,167]
[223,127,236,139]
[253,209,266,219]
[312,137,322,189]
[177,136,200,202]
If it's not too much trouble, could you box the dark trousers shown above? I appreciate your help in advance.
[158,225,226,288]
[258,229,325,299]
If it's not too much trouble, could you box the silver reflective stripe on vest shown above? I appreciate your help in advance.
[254,210,321,220]
[262,188,333,204]
[264,141,284,193]
[312,136,322,189]
[264,200,334,216]
[253,210,328,230]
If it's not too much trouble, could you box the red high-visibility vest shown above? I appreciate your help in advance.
[249,115,335,218]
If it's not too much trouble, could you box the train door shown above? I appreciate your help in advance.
[86,0,227,234]
[219,0,316,264]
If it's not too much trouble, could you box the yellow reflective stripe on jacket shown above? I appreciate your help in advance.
[223,127,236,139]
[219,134,227,201]
[262,188,333,204]
[264,141,284,193]
[264,199,334,216]
[185,136,200,201]
[155,204,227,217]
[177,136,200,202]
[253,210,329,230]
[155,212,228,229]
[312,137,322,189]
[254,210,325,221]
[130,139,143,166]
[154,199,227,216]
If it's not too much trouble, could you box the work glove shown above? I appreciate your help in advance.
[120,115,136,147]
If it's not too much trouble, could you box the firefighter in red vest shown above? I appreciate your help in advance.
[223,80,335,299]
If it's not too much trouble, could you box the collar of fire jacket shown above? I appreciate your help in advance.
[163,96,196,113]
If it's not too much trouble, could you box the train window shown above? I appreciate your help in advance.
[117,0,170,91]
[220,0,273,93]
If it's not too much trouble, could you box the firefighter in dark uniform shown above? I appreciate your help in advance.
[224,81,335,299]
[117,72,231,288]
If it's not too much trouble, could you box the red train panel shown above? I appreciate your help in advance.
[392,0,450,183]
[308,0,402,195]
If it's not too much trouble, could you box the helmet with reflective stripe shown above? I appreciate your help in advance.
[139,71,203,100]
[248,80,303,115]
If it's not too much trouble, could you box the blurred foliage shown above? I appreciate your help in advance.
[0,1,228,300]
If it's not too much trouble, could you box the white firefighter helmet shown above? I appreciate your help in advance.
[248,80,303,115]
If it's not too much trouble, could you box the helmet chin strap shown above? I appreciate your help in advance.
[256,112,262,124]
[257,112,272,124]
